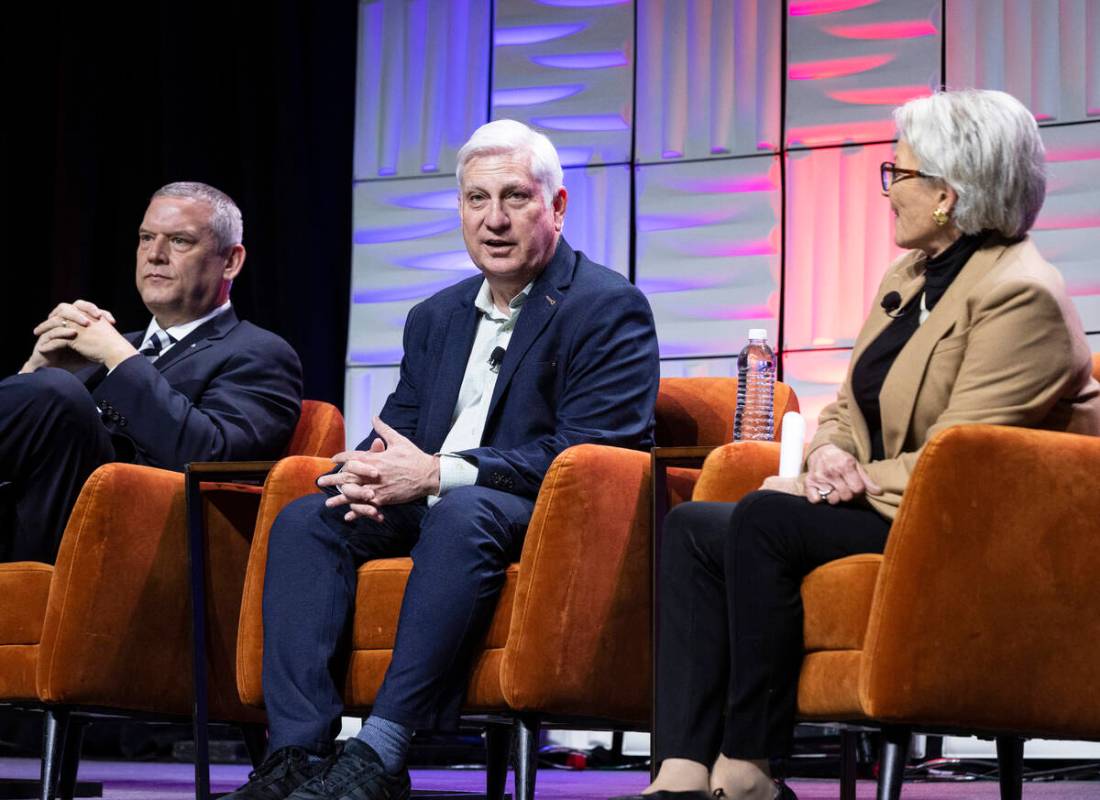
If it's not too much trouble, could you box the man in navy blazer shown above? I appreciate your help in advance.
[0,181,302,563]
[233,121,659,800]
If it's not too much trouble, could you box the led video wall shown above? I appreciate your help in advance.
[347,0,1100,446]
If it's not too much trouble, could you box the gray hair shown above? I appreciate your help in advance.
[152,181,244,253]
[455,119,564,207]
[894,89,1046,239]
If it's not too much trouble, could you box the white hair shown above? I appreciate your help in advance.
[455,119,564,207]
[152,181,244,253]
[894,89,1046,239]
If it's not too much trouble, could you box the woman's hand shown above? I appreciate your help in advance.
[803,444,882,505]
[760,475,802,495]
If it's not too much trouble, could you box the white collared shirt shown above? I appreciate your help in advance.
[429,280,532,505]
[140,299,233,358]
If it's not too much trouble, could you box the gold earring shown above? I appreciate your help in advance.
[932,208,949,226]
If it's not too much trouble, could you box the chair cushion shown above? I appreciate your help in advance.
[0,562,52,645]
[352,559,519,650]
[0,562,52,702]
[802,554,881,652]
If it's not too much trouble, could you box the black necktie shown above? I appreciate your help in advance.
[140,330,176,361]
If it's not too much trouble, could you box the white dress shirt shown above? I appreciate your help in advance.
[429,280,532,505]
[139,299,233,360]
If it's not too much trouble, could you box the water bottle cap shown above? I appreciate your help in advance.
[748,328,768,341]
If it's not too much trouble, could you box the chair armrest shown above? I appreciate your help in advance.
[236,455,334,707]
[692,441,782,502]
[37,462,263,721]
[860,424,1100,739]
[499,444,651,724]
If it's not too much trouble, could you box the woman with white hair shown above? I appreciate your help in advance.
[617,89,1100,800]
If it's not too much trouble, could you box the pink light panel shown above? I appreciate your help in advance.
[785,0,941,148]
[780,349,855,441]
[784,142,903,351]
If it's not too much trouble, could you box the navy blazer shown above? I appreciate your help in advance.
[79,308,303,470]
[365,238,660,499]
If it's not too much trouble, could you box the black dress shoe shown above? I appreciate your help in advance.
[221,746,330,800]
[287,738,411,800]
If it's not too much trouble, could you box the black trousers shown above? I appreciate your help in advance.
[261,484,533,754]
[655,490,891,764]
[0,368,114,563]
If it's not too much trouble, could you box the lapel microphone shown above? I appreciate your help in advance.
[488,346,506,373]
[881,291,906,318]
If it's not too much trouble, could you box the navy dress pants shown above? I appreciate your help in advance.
[262,483,533,754]
[655,491,891,764]
[0,368,115,563]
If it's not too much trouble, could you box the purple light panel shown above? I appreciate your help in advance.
[636,156,781,358]
[494,22,587,45]
[349,176,476,366]
[530,51,629,68]
[355,0,490,179]
[493,0,633,165]
[946,0,1100,124]
[558,164,631,276]
[492,85,586,106]
[529,113,629,130]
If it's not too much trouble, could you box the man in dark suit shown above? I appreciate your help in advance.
[229,121,659,800]
[0,181,303,563]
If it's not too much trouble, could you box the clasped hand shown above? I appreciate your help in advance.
[317,417,441,523]
[21,300,137,373]
[760,443,882,505]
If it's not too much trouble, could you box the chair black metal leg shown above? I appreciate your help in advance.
[876,726,910,800]
[840,728,858,800]
[996,736,1024,800]
[39,707,71,800]
[186,467,212,800]
[56,719,85,800]
[513,715,541,800]
[485,722,512,800]
[241,724,268,769]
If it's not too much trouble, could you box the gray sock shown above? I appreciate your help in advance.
[355,715,413,774]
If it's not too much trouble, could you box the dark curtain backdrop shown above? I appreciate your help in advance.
[0,0,357,406]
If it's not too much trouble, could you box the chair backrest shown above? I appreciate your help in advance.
[655,377,799,447]
[284,400,346,458]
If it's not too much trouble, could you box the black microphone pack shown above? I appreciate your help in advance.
[881,291,905,318]
[488,346,506,372]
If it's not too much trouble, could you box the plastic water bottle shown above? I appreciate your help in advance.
[733,329,776,441]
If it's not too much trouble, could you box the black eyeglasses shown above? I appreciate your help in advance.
[880,161,935,193]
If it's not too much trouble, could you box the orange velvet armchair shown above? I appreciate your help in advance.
[0,399,344,800]
[692,356,1100,800]
[235,378,798,800]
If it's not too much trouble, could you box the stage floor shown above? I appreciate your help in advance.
[2,758,1100,799]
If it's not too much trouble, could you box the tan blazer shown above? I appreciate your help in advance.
[808,236,1100,520]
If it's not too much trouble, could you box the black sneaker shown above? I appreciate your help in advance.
[222,746,330,800]
[287,738,411,800]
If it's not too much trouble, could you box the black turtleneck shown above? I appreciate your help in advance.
[851,232,988,461]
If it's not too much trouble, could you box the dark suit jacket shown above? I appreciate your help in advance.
[79,308,303,470]
[364,238,660,499]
